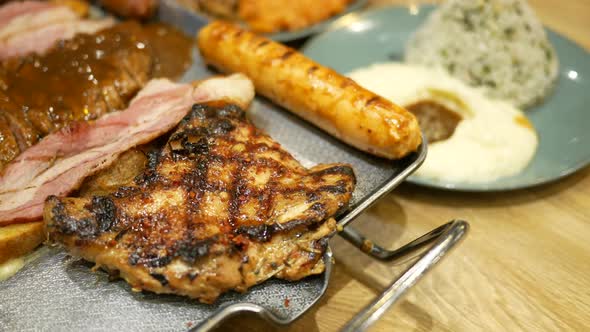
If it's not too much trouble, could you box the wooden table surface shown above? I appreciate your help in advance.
[215,1,590,331]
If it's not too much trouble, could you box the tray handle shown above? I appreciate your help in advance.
[339,220,468,332]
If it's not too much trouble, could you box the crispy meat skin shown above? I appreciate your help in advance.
[45,102,355,303]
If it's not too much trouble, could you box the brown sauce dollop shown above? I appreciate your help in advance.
[406,100,463,143]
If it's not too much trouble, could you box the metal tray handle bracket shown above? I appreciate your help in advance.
[340,220,469,332]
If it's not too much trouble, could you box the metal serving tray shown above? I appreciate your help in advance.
[0,3,468,331]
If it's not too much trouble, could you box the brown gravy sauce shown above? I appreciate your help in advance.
[406,100,463,143]
[0,22,193,167]
[3,22,148,131]
[144,23,193,79]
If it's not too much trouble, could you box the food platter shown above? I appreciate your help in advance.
[0,43,424,332]
[0,3,472,331]
[159,0,368,42]
[302,5,590,191]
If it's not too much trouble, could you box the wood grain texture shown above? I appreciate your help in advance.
[215,1,590,331]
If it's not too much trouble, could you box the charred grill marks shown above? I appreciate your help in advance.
[49,197,83,236]
[49,196,117,238]
[88,196,117,234]
[150,273,169,286]
[312,165,356,182]
[129,253,173,268]
[175,237,214,264]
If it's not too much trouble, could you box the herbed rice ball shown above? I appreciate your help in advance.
[405,0,559,108]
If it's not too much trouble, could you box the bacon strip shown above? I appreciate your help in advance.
[0,1,114,60]
[0,3,77,40]
[0,74,254,225]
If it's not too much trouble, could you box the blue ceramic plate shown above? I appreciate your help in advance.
[302,5,590,191]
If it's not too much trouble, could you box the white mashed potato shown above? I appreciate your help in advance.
[348,62,538,183]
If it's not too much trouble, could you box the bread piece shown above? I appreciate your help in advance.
[0,221,45,264]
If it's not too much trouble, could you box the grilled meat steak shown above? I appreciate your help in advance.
[45,101,355,303]
[0,21,193,169]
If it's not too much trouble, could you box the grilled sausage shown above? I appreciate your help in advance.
[197,21,422,159]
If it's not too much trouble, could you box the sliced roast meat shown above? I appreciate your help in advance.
[0,18,115,60]
[0,23,152,167]
[0,113,19,166]
[0,20,193,169]
[0,74,255,225]
[0,89,39,155]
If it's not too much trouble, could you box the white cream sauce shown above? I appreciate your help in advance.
[348,62,538,183]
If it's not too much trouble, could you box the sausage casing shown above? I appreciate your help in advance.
[197,21,422,159]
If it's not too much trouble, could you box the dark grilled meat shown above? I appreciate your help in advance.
[1,22,151,134]
[0,112,19,166]
[0,21,193,169]
[44,101,355,303]
[0,22,149,168]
